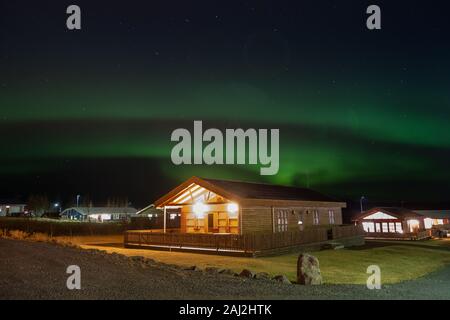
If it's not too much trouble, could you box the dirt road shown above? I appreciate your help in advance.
[1,239,449,300]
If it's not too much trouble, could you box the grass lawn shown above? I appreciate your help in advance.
[66,235,450,285]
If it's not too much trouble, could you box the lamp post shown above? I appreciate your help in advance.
[76,195,81,207]
[54,203,61,213]
[360,196,366,213]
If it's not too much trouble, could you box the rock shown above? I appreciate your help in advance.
[297,253,323,285]
[254,272,270,280]
[218,268,235,276]
[239,269,255,278]
[129,256,145,262]
[272,274,291,284]
[205,267,220,273]
[184,265,201,271]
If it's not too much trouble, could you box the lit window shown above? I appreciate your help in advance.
[424,218,433,229]
[362,222,375,232]
[389,223,395,233]
[328,210,335,224]
[382,223,388,233]
[375,223,381,233]
[276,210,288,232]
[395,222,403,233]
[313,210,319,225]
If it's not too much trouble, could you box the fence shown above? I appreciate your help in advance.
[332,224,365,239]
[124,226,362,254]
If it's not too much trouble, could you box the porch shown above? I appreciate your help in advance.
[124,225,365,256]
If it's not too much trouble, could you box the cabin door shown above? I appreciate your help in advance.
[207,213,218,233]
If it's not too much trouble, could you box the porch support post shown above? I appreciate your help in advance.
[163,206,167,234]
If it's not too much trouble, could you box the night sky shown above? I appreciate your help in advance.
[1,0,450,208]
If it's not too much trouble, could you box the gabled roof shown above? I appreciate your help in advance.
[354,207,423,221]
[154,176,345,207]
[61,207,137,216]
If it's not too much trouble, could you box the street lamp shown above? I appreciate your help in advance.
[54,203,61,213]
[76,195,81,207]
[360,196,366,213]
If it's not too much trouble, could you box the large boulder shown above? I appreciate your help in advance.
[297,253,323,285]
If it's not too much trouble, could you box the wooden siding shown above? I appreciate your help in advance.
[241,207,273,234]
[241,206,343,235]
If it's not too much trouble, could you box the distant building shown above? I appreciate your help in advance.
[60,207,138,222]
[0,203,27,217]
[354,207,450,240]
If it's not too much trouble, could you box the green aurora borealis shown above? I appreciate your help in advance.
[1,0,450,205]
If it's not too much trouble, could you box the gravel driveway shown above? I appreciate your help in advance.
[1,239,449,300]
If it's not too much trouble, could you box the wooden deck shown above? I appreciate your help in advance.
[124,225,364,256]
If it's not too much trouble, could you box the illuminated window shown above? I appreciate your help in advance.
[276,210,288,232]
[362,222,375,232]
[328,210,335,224]
[395,222,403,233]
[375,223,381,233]
[382,223,388,233]
[389,223,395,233]
[313,210,319,225]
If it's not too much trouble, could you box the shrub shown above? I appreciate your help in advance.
[0,217,126,236]
[9,230,30,240]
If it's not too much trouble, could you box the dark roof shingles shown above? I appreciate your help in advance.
[202,178,338,202]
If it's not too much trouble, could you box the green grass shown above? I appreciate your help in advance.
[263,242,450,284]
[76,236,450,284]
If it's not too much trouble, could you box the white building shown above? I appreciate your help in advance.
[0,204,27,217]
[60,207,138,222]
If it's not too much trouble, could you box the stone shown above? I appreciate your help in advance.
[297,253,323,285]
[254,272,270,280]
[272,274,291,284]
[239,269,255,278]
[218,268,235,276]
[129,256,145,262]
[205,267,220,273]
[184,265,201,271]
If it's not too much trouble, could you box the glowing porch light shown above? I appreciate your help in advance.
[193,201,208,218]
[227,203,238,213]
[227,203,239,218]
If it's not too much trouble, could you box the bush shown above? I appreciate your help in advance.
[9,230,30,240]
[0,217,126,236]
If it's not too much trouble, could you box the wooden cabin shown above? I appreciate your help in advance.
[153,176,346,235]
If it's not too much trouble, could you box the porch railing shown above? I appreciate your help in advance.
[124,225,362,253]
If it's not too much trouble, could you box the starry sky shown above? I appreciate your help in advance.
[1,0,450,207]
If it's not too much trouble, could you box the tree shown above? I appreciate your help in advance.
[27,194,50,217]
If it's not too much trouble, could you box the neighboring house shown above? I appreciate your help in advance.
[353,207,450,240]
[60,207,138,222]
[0,204,27,217]
[152,176,346,234]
